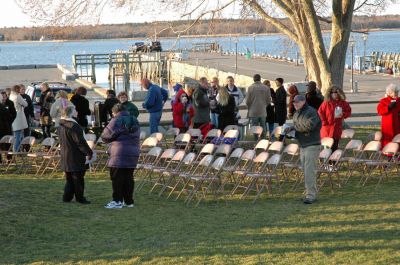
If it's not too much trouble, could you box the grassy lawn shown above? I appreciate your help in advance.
[1,126,400,265]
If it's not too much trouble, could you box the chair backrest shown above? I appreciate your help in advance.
[199,154,214,167]
[204,129,222,140]
[85,133,97,142]
[211,157,226,170]
[0,135,14,144]
[150,132,163,142]
[392,133,400,143]
[363,140,381,152]
[321,137,334,149]
[199,143,215,155]
[187,128,202,138]
[175,133,191,143]
[224,129,239,139]
[283,143,299,155]
[166,127,180,137]
[344,139,363,151]
[241,149,256,161]
[41,137,56,147]
[223,125,239,134]
[147,146,163,158]
[140,131,147,140]
[319,148,332,162]
[182,152,196,164]
[249,125,263,139]
[267,154,281,166]
[229,148,244,159]
[268,141,284,153]
[160,148,177,159]
[329,149,344,162]
[254,139,269,152]
[253,152,269,163]
[171,150,186,162]
[141,137,158,148]
[215,144,232,157]
[367,131,382,142]
[20,136,36,146]
[382,142,399,156]
[341,129,355,139]
[271,126,282,137]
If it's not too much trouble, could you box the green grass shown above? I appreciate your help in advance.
[1,126,400,265]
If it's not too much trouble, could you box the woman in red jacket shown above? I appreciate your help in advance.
[377,83,400,147]
[172,85,195,133]
[318,86,351,151]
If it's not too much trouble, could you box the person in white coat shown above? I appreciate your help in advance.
[9,85,28,151]
[50,90,74,128]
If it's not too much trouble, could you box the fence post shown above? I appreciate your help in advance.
[91,55,96,84]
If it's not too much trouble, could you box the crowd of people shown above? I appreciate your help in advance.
[3,76,400,206]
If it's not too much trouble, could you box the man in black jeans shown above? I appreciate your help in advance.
[58,106,93,204]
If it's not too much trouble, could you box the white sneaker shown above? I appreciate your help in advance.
[105,201,123,209]
[123,202,135,208]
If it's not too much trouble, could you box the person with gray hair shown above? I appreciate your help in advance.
[58,105,93,204]
[377,83,400,147]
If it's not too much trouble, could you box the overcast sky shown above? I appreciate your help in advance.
[1,0,400,28]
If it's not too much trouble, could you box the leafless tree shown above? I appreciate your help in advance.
[15,0,397,94]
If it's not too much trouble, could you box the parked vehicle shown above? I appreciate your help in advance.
[25,81,73,121]
[148,41,162,52]
[130,42,146,52]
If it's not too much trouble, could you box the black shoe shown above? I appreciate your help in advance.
[303,198,315,204]
[77,200,91,204]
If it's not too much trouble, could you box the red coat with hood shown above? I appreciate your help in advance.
[377,96,400,147]
[318,99,351,140]
[172,89,194,129]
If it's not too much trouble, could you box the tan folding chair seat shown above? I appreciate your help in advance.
[316,149,344,192]
[5,136,36,172]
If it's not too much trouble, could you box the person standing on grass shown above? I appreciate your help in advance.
[226,76,244,124]
[39,82,54,138]
[377,83,400,147]
[118,91,139,118]
[141,78,168,133]
[172,84,195,133]
[246,74,271,138]
[216,86,236,131]
[101,104,140,209]
[263,80,276,138]
[275,77,287,126]
[306,81,323,111]
[50,90,74,129]
[289,95,321,204]
[318,86,351,152]
[103,90,120,123]
[0,95,14,164]
[209,77,220,128]
[19,84,34,137]
[71,86,91,130]
[192,77,211,129]
[59,106,93,204]
[9,85,28,152]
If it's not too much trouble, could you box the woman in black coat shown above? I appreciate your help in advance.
[216,87,236,131]
[263,80,276,137]
[275,78,287,126]
[71,86,91,129]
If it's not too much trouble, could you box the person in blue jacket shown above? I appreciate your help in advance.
[141,78,168,133]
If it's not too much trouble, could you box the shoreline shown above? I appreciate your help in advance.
[1,28,400,44]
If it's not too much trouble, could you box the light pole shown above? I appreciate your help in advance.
[234,37,238,74]
[349,37,356,93]
[177,36,181,52]
[362,33,368,72]
[229,34,232,51]
[253,32,256,57]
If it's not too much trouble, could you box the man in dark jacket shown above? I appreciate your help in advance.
[39,82,55,138]
[58,106,93,204]
[71,86,91,129]
[275,77,287,126]
[306,81,323,110]
[192,77,210,128]
[141,78,168,133]
[20,84,34,137]
[103,89,120,122]
[291,95,321,204]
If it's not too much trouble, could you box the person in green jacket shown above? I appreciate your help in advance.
[118,91,139,118]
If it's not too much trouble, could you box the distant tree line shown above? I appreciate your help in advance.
[1,15,400,41]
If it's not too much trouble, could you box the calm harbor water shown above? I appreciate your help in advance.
[1,30,400,67]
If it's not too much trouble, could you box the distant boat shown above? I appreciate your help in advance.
[39,35,46,42]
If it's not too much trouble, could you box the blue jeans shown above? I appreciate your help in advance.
[13,130,24,152]
[210,112,219,128]
[149,111,162,133]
